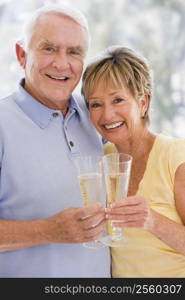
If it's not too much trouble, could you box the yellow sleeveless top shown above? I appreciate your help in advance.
[104,133,185,277]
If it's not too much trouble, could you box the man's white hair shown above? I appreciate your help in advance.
[18,4,90,53]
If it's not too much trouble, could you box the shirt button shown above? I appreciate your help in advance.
[52,112,59,118]
[69,141,74,147]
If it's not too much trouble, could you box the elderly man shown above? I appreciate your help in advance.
[0,4,110,277]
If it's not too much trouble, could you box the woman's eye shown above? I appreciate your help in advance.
[89,103,101,109]
[113,98,124,104]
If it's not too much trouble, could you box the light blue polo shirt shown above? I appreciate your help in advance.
[0,80,110,278]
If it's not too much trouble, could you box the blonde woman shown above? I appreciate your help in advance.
[82,45,185,277]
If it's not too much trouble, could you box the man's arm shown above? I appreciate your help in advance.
[0,204,105,252]
[0,219,47,252]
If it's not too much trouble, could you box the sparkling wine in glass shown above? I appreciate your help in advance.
[101,153,132,247]
[74,155,106,249]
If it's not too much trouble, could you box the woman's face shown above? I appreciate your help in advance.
[88,83,148,145]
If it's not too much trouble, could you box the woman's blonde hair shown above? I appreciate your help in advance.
[82,45,153,124]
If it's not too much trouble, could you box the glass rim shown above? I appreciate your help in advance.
[73,155,103,163]
[74,155,103,159]
[102,152,133,162]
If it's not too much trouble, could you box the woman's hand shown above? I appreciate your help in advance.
[105,196,155,231]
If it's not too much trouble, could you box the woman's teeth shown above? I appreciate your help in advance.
[104,122,124,129]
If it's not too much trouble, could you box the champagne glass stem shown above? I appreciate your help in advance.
[111,225,122,241]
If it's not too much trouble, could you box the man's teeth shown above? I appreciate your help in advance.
[105,122,124,129]
[48,75,68,80]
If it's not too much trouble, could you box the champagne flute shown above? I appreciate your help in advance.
[74,155,106,249]
[101,153,132,247]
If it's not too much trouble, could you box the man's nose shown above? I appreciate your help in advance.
[52,51,70,70]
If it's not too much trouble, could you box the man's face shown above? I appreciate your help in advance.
[17,13,87,111]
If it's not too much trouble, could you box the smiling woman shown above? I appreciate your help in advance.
[82,45,152,146]
[82,45,185,278]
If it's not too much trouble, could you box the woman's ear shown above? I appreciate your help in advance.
[140,94,149,118]
[15,43,27,69]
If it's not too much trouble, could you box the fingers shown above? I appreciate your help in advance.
[81,212,105,229]
[113,220,147,228]
[107,213,148,229]
[106,197,148,218]
[82,220,106,241]
[109,196,147,208]
[107,212,147,221]
[105,196,150,229]
[107,205,148,215]
[76,203,104,220]
[74,204,106,241]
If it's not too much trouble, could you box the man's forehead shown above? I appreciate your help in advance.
[29,13,88,52]
[35,12,83,30]
[38,39,84,49]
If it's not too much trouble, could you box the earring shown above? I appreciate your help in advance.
[141,111,146,119]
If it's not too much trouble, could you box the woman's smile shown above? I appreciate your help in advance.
[103,121,125,130]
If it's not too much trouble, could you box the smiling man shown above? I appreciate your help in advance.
[16,10,87,115]
[0,5,110,278]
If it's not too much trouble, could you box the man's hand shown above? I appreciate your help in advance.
[43,203,106,244]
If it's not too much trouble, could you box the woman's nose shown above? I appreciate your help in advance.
[102,106,116,122]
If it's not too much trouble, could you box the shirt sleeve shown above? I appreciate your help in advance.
[168,138,185,183]
[0,126,3,169]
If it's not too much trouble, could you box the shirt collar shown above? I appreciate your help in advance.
[14,79,81,128]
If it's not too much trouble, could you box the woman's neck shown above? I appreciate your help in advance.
[115,129,156,160]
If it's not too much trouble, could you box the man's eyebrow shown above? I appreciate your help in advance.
[69,45,84,52]
[38,40,56,48]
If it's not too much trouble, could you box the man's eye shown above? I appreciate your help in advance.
[44,47,55,52]
[70,49,80,55]
[113,98,124,104]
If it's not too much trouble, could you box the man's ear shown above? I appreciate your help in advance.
[15,43,27,69]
